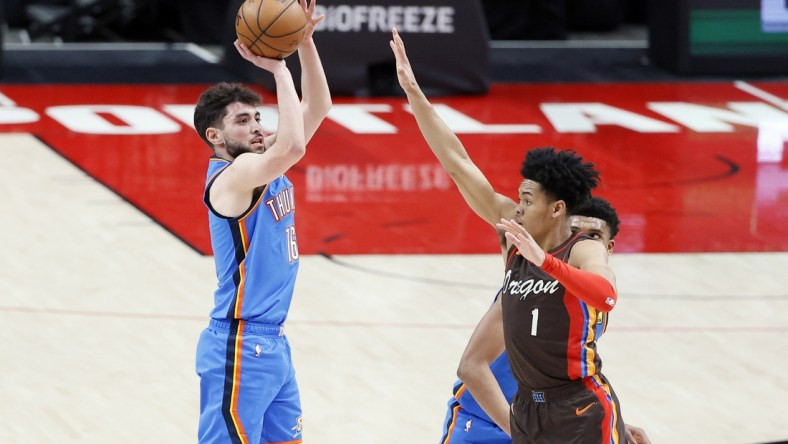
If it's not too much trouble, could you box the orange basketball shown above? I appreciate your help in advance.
[235,0,307,59]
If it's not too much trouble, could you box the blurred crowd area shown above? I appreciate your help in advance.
[3,0,647,44]
[483,0,646,40]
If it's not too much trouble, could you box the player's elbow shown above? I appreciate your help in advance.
[457,356,484,382]
[303,98,332,124]
[597,294,617,312]
[317,97,332,118]
[284,141,306,160]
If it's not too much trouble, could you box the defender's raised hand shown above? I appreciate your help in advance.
[389,27,420,95]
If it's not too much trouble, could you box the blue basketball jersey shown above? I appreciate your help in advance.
[204,158,299,324]
[447,290,518,426]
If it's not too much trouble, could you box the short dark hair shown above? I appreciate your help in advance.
[193,82,261,148]
[573,196,620,239]
[520,147,600,211]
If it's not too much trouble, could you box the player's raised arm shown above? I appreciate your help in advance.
[296,0,331,144]
[211,43,305,206]
[389,27,515,228]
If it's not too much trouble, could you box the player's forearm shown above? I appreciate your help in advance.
[458,365,512,436]
[297,38,331,118]
[406,93,472,176]
[271,67,306,153]
[541,254,617,312]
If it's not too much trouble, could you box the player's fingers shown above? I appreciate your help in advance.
[390,41,401,61]
[234,41,250,58]
[392,27,403,47]
[391,33,407,60]
[498,219,521,235]
[236,40,251,55]
[495,220,515,233]
[635,430,651,444]
[312,14,325,25]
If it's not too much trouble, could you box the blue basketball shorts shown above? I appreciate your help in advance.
[440,401,511,444]
[196,319,302,444]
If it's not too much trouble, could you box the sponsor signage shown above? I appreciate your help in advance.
[1,82,787,254]
[221,0,490,96]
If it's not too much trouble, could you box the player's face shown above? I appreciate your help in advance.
[569,215,615,254]
[220,102,265,159]
[514,179,556,239]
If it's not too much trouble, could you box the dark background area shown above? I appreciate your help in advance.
[1,0,787,87]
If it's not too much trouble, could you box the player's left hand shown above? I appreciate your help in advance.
[390,27,420,95]
[300,0,324,41]
[496,219,546,266]
[234,40,287,70]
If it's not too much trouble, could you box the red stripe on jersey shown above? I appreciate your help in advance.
[586,376,622,444]
[564,291,586,379]
[505,247,519,267]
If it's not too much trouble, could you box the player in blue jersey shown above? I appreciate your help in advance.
[440,198,650,444]
[192,2,331,443]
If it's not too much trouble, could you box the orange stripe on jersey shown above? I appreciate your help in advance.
[600,311,609,335]
[230,321,250,443]
[441,404,462,444]
[584,376,621,444]
[206,160,229,181]
[233,220,250,318]
[565,290,602,379]
[238,184,267,223]
[454,384,467,401]
[583,306,599,376]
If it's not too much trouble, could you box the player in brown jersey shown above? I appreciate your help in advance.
[391,28,628,443]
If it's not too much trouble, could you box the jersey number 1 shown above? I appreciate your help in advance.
[531,308,539,336]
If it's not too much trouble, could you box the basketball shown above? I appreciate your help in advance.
[235,0,308,59]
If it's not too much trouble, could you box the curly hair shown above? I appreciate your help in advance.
[572,196,620,239]
[193,82,262,149]
[520,147,600,212]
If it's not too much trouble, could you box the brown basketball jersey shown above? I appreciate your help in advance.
[501,232,609,389]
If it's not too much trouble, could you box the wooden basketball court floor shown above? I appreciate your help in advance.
[1,132,787,443]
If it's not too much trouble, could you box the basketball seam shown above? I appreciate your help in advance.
[261,0,299,35]
[256,28,305,53]
[256,0,266,36]
[263,23,307,38]
[238,0,305,58]
[239,0,265,48]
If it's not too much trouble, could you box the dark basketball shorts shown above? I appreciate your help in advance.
[510,375,625,444]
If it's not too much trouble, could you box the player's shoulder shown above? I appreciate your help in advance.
[567,236,609,266]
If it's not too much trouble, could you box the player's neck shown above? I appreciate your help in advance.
[536,224,573,253]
